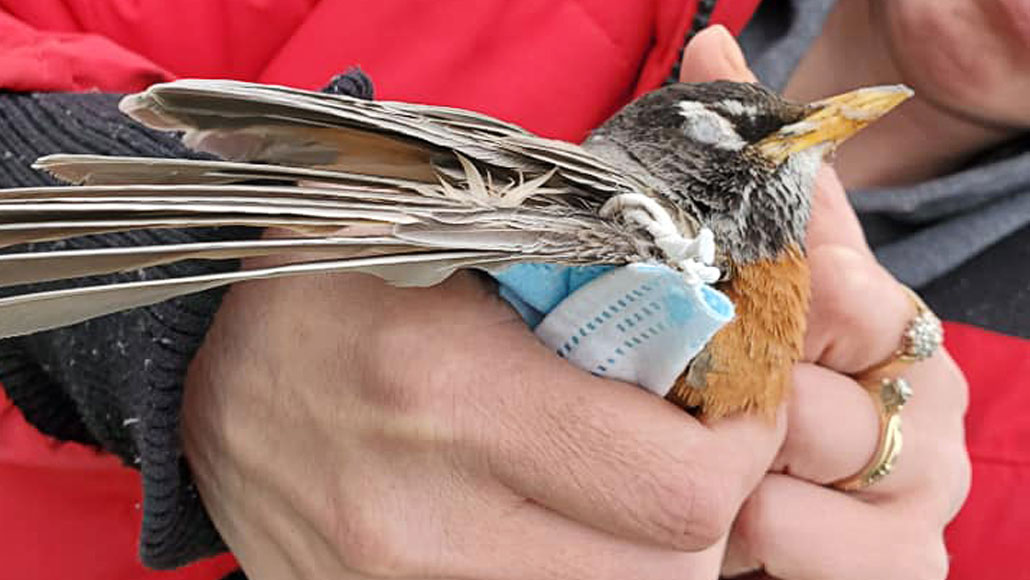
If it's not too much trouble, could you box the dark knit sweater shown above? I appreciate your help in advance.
[0,91,253,567]
[0,72,373,570]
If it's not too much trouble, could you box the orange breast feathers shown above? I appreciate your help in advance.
[667,244,810,419]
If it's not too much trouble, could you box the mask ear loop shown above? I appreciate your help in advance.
[600,193,721,285]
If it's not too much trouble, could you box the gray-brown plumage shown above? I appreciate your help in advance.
[0,77,910,416]
[586,82,818,264]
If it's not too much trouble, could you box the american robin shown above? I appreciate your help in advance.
[0,73,909,418]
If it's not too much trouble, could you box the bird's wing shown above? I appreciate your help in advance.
[0,79,655,338]
[116,79,645,196]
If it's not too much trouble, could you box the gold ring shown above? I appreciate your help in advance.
[831,375,912,491]
[855,286,943,382]
[833,286,934,492]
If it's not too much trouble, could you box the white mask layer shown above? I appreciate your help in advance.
[494,263,734,397]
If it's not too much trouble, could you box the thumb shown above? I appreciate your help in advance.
[805,166,874,255]
[679,25,757,83]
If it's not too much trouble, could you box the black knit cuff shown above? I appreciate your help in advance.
[0,70,374,570]
[0,91,257,568]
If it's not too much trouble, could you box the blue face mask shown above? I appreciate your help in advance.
[493,262,734,397]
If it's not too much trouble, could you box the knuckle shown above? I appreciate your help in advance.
[940,353,971,415]
[328,501,418,578]
[890,525,950,580]
[944,446,973,521]
[361,318,448,414]
[914,442,972,522]
[644,458,735,550]
[954,449,973,504]
[365,316,421,376]
[809,246,880,332]
[809,245,913,370]
[911,538,951,580]
[728,481,776,560]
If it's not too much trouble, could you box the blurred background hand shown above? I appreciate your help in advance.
[785,0,1030,188]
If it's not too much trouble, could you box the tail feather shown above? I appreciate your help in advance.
[0,237,415,288]
[0,251,510,339]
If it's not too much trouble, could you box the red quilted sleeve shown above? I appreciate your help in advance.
[0,9,171,92]
[942,322,1030,580]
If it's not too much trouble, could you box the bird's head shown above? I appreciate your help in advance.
[588,81,912,262]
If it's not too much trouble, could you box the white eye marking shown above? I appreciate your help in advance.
[777,119,817,136]
[677,101,746,150]
[713,99,761,118]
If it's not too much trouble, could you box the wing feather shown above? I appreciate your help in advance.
[119,79,645,200]
[0,79,660,335]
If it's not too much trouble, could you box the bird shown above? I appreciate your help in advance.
[0,74,910,418]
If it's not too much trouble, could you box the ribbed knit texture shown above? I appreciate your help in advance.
[665,0,720,85]
[323,69,375,99]
[0,71,373,574]
[0,91,256,568]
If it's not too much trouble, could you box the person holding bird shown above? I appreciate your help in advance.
[0,0,1023,579]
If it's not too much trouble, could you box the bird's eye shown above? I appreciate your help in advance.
[708,98,809,143]
[677,101,746,150]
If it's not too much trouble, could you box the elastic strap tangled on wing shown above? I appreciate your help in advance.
[600,193,720,285]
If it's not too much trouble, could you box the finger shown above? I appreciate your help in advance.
[193,455,347,580]
[805,166,873,255]
[725,475,950,580]
[772,363,881,485]
[803,243,913,372]
[773,356,969,516]
[872,351,971,520]
[679,24,758,83]
[464,327,786,552]
[450,493,727,580]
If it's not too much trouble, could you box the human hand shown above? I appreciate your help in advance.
[872,0,1030,129]
[682,25,971,580]
[785,0,1030,188]
[181,266,784,580]
[720,167,971,579]
[180,61,801,577]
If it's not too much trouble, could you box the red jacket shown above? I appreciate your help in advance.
[1,2,1027,579]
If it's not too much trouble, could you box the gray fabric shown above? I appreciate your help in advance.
[874,192,1030,286]
[739,0,1030,287]
[740,0,835,92]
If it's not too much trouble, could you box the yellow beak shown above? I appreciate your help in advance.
[756,85,914,163]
